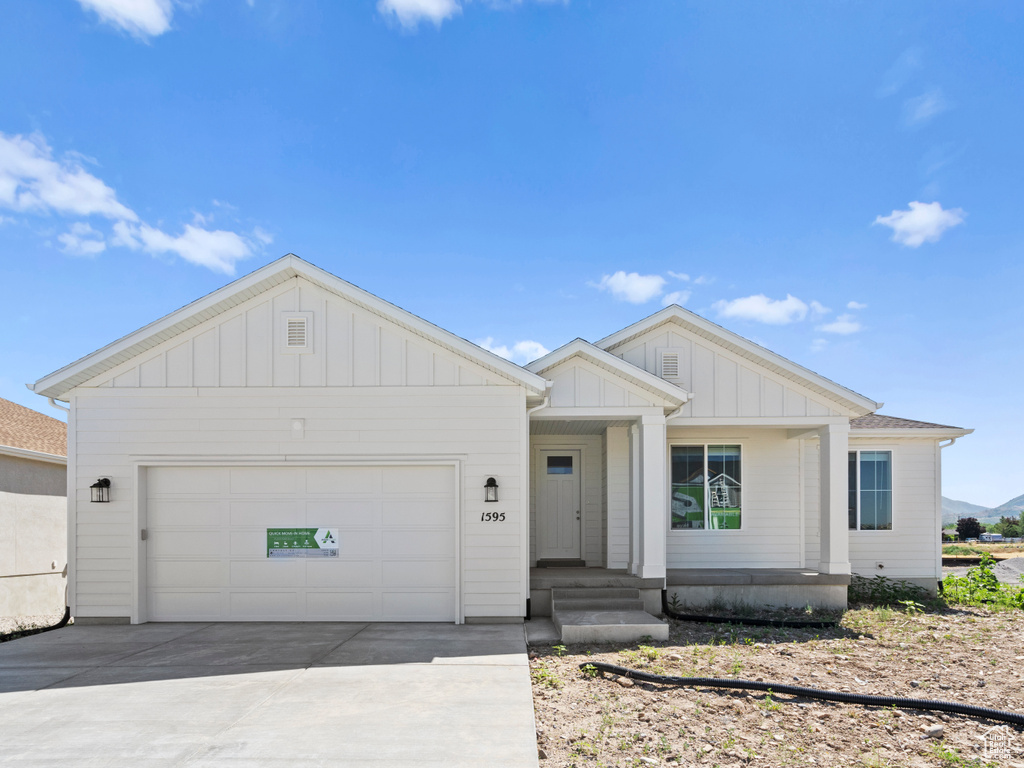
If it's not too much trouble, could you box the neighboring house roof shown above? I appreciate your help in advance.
[31,255,548,400]
[850,414,973,438]
[525,338,689,408]
[593,305,882,416]
[0,397,66,461]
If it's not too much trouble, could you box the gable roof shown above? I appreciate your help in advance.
[0,397,66,459]
[526,338,689,408]
[594,305,882,416]
[31,255,548,400]
[851,414,973,437]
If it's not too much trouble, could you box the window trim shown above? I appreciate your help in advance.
[848,447,894,533]
[667,442,744,532]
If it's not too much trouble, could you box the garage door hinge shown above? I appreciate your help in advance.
[140,528,148,541]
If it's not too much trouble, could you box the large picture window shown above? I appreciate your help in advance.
[848,450,892,530]
[670,445,742,530]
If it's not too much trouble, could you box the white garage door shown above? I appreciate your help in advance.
[145,465,457,622]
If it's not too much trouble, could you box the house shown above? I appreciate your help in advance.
[30,255,971,638]
[0,397,67,617]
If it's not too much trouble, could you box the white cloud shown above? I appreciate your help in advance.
[661,290,691,307]
[692,275,711,285]
[809,300,830,319]
[0,133,137,220]
[712,294,809,325]
[876,47,922,98]
[58,222,106,256]
[476,337,550,364]
[76,0,174,39]
[847,301,867,310]
[378,0,462,28]
[118,222,253,275]
[2,131,266,274]
[810,338,828,353]
[874,201,965,247]
[817,314,862,335]
[903,88,949,126]
[593,271,666,304]
[667,271,690,281]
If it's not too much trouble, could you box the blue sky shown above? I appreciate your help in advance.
[1,1,1021,507]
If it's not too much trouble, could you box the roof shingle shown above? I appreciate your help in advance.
[0,397,67,457]
[850,414,964,431]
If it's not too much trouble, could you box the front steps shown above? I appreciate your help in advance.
[551,587,668,643]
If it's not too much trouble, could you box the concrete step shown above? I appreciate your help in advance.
[552,598,646,612]
[553,609,669,644]
[551,587,641,601]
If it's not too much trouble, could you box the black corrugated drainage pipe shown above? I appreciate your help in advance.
[580,662,1024,727]
[661,590,839,629]
[0,606,70,643]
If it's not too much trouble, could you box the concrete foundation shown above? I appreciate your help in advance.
[667,584,848,611]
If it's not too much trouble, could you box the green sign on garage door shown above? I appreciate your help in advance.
[266,528,339,558]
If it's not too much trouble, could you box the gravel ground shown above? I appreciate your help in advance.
[943,557,1024,585]
[0,611,67,640]
[530,607,1024,767]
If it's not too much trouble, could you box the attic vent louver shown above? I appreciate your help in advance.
[286,317,307,348]
[660,352,680,379]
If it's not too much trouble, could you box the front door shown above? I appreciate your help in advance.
[537,449,582,560]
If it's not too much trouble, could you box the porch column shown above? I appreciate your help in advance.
[818,423,851,575]
[638,413,667,579]
[628,424,641,575]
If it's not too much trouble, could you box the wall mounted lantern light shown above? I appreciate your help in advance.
[484,477,499,503]
[90,478,111,503]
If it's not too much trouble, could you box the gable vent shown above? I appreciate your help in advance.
[286,317,308,348]
[660,352,680,380]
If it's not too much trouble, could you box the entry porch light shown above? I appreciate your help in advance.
[90,478,111,503]
[484,477,499,503]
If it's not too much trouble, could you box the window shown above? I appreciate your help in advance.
[546,456,573,475]
[848,450,892,530]
[670,445,742,530]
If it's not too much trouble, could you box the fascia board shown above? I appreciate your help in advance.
[849,428,974,439]
[594,306,882,415]
[0,443,67,465]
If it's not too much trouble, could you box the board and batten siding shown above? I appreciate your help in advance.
[608,327,852,419]
[528,434,604,566]
[666,428,802,569]
[804,438,942,580]
[68,277,535,621]
[546,357,657,408]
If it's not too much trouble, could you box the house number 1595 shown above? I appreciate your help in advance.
[481,512,506,522]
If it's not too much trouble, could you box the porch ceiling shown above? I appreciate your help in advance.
[530,420,633,436]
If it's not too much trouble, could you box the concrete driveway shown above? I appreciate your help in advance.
[0,622,538,767]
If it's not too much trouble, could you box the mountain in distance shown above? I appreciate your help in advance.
[942,494,1024,527]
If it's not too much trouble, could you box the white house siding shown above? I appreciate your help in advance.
[803,438,942,582]
[665,428,802,569]
[528,434,604,566]
[608,327,851,419]
[605,426,630,569]
[546,358,655,408]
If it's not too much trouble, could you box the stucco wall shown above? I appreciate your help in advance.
[0,489,67,616]
[0,454,66,496]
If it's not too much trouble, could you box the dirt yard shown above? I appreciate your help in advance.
[530,607,1024,767]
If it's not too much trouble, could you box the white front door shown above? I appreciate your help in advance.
[537,449,581,560]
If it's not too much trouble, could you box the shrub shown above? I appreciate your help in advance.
[942,553,1024,610]
[848,574,929,606]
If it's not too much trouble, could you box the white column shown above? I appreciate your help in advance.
[605,426,630,569]
[638,413,667,579]
[818,423,851,575]
[628,424,640,575]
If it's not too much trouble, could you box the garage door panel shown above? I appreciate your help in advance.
[230,500,302,527]
[230,560,306,587]
[149,590,222,620]
[229,468,300,495]
[306,467,380,495]
[382,559,456,588]
[228,591,301,619]
[147,465,457,622]
[305,591,374,618]
[382,591,455,621]
[305,499,377,527]
[149,559,222,587]
[382,499,452,527]
[382,466,453,494]
[151,500,226,527]
[383,530,454,557]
